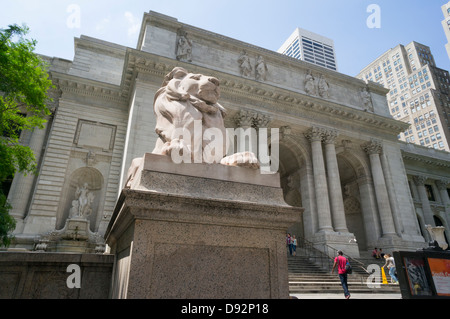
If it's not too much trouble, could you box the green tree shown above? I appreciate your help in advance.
[0,24,54,247]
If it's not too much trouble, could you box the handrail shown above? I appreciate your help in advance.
[297,236,370,275]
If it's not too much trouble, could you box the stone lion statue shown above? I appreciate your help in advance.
[125,67,259,188]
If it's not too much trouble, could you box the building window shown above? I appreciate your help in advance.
[425,184,435,201]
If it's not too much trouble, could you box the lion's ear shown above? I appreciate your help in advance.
[161,67,188,87]
[164,78,190,101]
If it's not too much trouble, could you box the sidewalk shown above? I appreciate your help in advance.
[290,293,402,299]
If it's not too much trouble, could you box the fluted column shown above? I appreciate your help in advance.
[305,127,333,233]
[323,130,348,233]
[362,140,397,237]
[413,175,436,227]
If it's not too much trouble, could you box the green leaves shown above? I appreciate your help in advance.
[0,193,15,247]
[0,24,53,247]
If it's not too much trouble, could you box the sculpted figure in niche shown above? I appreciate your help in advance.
[126,67,259,188]
[255,55,268,81]
[176,29,192,62]
[318,74,330,98]
[69,200,79,219]
[238,50,252,77]
[74,183,95,218]
[304,70,316,95]
[361,86,374,112]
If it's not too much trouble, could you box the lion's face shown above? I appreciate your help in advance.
[178,73,220,105]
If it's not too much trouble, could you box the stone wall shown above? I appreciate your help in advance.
[0,252,113,299]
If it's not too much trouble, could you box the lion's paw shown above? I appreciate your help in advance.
[220,151,260,170]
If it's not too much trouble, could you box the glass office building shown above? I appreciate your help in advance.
[278,28,338,71]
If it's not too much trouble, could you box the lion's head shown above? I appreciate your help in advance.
[151,67,259,169]
[155,67,224,115]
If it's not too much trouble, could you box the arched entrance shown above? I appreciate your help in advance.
[336,152,370,253]
[276,138,309,240]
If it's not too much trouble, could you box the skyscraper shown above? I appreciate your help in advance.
[278,28,338,71]
[441,1,450,60]
[357,42,450,152]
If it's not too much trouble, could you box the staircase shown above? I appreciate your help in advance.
[288,246,401,295]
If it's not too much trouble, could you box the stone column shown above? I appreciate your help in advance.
[323,130,348,233]
[357,174,382,246]
[436,180,450,208]
[435,180,450,243]
[305,127,333,233]
[362,140,397,237]
[379,152,403,235]
[413,175,436,227]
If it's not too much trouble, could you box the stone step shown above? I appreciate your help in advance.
[287,254,400,294]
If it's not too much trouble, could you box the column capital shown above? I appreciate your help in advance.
[253,113,271,128]
[234,109,254,128]
[361,139,383,155]
[304,127,324,142]
[413,175,428,186]
[436,180,449,191]
[323,129,339,145]
[234,109,271,129]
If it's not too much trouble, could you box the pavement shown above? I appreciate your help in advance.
[290,293,402,299]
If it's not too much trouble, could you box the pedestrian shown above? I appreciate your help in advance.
[286,233,292,256]
[383,254,399,284]
[292,235,297,256]
[372,247,379,259]
[331,250,351,299]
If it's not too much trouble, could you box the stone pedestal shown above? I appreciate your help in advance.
[426,225,449,251]
[105,153,302,299]
[35,217,106,254]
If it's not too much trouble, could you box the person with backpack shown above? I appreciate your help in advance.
[331,250,351,299]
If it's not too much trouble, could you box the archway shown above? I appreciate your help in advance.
[337,153,368,252]
[275,138,308,240]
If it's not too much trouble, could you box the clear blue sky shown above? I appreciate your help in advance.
[1,0,450,77]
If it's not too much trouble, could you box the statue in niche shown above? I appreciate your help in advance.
[238,50,252,77]
[304,70,316,95]
[360,86,374,112]
[73,183,95,218]
[176,28,192,62]
[318,74,330,98]
[255,55,268,81]
[69,200,79,219]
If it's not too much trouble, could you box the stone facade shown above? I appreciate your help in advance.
[0,252,113,299]
[5,11,450,257]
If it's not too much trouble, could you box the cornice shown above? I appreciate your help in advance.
[402,152,450,169]
[122,49,408,137]
[50,72,128,104]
